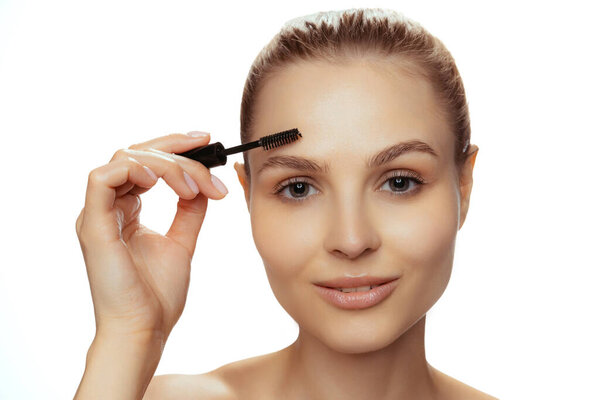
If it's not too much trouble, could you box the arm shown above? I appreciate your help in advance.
[73,332,164,400]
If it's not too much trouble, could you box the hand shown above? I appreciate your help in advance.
[75,132,228,341]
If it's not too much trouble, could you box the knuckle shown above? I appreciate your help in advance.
[76,220,90,243]
[163,155,179,169]
[77,227,94,248]
[111,148,130,161]
[75,210,84,235]
[195,164,211,181]
[78,218,106,245]
[126,156,142,166]
[88,166,103,183]
[146,148,171,159]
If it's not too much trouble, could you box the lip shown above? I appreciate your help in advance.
[313,277,400,310]
[313,275,399,289]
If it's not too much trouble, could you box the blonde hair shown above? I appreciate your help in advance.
[240,8,471,185]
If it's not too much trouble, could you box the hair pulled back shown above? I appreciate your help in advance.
[240,8,471,186]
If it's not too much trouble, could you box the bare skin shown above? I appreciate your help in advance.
[147,59,494,399]
[74,131,229,399]
[75,57,495,399]
[200,317,497,400]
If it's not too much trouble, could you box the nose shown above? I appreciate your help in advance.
[323,196,381,260]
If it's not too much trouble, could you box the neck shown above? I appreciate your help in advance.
[278,315,437,400]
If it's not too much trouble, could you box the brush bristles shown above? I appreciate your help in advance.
[260,128,302,150]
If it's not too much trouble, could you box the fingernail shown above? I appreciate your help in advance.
[143,165,158,180]
[183,171,199,194]
[133,195,141,211]
[187,131,209,138]
[211,174,228,196]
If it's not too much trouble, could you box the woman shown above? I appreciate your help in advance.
[74,8,495,400]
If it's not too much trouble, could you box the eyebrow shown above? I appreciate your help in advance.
[256,139,438,175]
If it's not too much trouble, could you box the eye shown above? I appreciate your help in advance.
[379,170,425,198]
[272,170,426,204]
[273,177,319,203]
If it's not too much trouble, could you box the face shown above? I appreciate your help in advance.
[234,59,476,354]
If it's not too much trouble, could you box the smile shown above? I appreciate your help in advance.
[332,284,383,292]
[313,278,400,310]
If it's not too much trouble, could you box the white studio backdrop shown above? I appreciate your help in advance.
[0,1,598,399]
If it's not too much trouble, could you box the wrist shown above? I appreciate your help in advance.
[77,332,165,400]
[88,329,165,364]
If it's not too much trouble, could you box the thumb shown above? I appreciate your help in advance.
[166,194,208,258]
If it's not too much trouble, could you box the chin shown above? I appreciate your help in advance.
[318,327,399,355]
[312,312,418,355]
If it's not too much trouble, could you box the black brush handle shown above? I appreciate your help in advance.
[175,128,301,169]
[176,142,227,168]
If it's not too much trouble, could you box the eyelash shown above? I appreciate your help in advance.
[272,170,425,203]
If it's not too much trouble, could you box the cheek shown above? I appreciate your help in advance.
[384,183,459,314]
[392,192,458,270]
[249,200,320,318]
[250,200,317,278]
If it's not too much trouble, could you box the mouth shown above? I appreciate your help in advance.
[323,284,385,292]
[313,275,399,290]
[313,278,400,310]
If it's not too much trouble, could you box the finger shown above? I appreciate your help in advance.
[114,158,160,198]
[166,194,209,258]
[126,132,211,154]
[112,148,226,200]
[127,132,228,199]
[116,132,228,200]
[113,194,142,241]
[128,184,152,196]
[114,181,136,198]
[146,148,228,199]
[82,158,158,243]
[110,150,202,199]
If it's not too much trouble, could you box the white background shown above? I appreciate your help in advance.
[1,1,598,399]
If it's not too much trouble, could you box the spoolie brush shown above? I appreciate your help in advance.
[175,128,302,168]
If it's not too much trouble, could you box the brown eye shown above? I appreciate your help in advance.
[380,171,425,197]
[390,176,410,192]
[273,170,425,204]
[289,182,309,198]
[274,178,318,202]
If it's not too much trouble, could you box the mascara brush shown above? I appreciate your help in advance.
[175,128,302,168]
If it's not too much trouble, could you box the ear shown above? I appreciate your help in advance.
[458,144,479,230]
[233,161,251,211]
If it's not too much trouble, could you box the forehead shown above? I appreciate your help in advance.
[248,59,453,173]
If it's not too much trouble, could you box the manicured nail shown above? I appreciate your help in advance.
[143,166,158,180]
[187,131,209,137]
[211,174,228,195]
[183,171,199,194]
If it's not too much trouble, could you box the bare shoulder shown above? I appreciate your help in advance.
[209,350,285,398]
[431,366,499,400]
[143,372,238,400]
[142,351,281,400]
